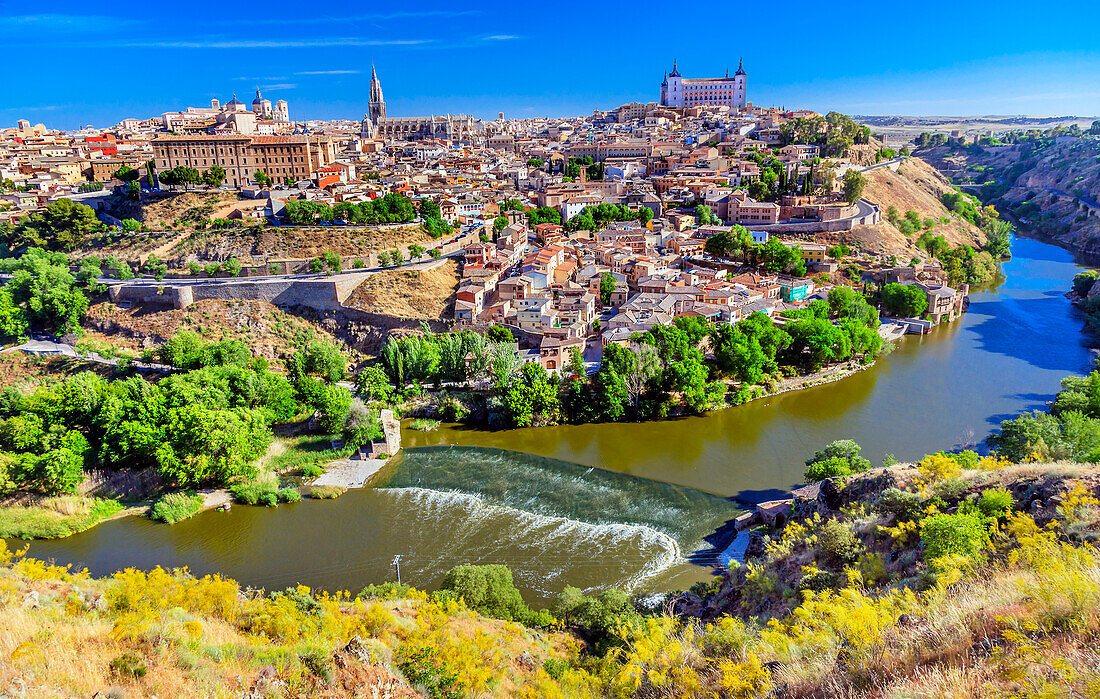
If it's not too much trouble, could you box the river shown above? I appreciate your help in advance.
[29,235,1097,604]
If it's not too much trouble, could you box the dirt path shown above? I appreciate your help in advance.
[143,229,193,263]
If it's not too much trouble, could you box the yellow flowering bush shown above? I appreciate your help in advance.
[1058,483,1100,522]
[762,587,919,664]
[917,453,962,485]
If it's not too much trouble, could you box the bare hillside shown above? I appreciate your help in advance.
[344,259,460,320]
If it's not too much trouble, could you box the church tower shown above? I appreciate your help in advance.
[368,63,386,125]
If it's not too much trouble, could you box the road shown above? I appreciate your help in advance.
[0,336,174,372]
[109,251,460,288]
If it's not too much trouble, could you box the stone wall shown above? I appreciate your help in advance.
[109,284,194,309]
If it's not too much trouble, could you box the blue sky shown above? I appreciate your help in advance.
[3,0,1099,129]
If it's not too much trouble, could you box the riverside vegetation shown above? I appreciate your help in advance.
[4,434,1100,697]
[380,293,886,429]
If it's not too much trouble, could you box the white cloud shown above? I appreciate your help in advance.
[125,38,431,48]
[295,70,361,75]
[483,35,519,41]
[0,105,58,112]
[0,14,138,32]
[261,83,297,91]
[247,10,480,24]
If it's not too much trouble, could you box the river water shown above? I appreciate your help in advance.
[29,236,1097,604]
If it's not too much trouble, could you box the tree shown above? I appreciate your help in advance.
[408,244,425,259]
[881,283,928,317]
[804,439,871,482]
[983,219,1013,259]
[599,273,617,306]
[440,564,528,621]
[485,325,513,343]
[695,204,719,226]
[313,384,352,434]
[8,199,99,251]
[113,166,140,182]
[222,257,242,278]
[418,199,441,221]
[288,340,347,386]
[842,170,866,205]
[704,225,752,259]
[1074,270,1100,298]
[526,206,562,227]
[202,165,226,187]
[493,216,508,235]
[2,248,88,337]
[623,344,660,411]
[354,365,392,401]
[253,170,271,187]
[143,254,167,282]
[320,250,342,274]
[826,286,857,317]
[760,237,804,275]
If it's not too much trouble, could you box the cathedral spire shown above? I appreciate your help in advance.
[368,62,386,125]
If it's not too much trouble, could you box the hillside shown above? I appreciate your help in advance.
[920,137,1100,253]
[79,191,438,266]
[79,298,363,366]
[825,156,986,259]
[343,259,460,320]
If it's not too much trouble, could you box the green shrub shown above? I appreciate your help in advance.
[149,492,203,524]
[920,511,991,563]
[298,647,332,682]
[877,488,922,522]
[230,482,279,506]
[805,456,852,482]
[409,418,441,432]
[804,439,871,482]
[109,652,147,679]
[357,581,413,600]
[977,487,1014,517]
[277,487,301,503]
[798,569,840,592]
[931,478,970,504]
[816,519,863,566]
[440,564,528,621]
[300,464,325,478]
[542,658,569,681]
[550,586,639,652]
[310,485,346,499]
[397,648,461,699]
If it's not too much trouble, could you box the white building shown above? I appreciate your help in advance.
[660,59,747,110]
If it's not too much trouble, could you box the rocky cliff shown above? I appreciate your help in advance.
[920,137,1100,253]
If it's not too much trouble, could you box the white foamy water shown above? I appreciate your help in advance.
[380,487,684,596]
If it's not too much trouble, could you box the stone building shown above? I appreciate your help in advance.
[151,134,336,187]
[660,59,747,110]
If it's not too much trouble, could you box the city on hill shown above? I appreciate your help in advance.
[4,54,1100,698]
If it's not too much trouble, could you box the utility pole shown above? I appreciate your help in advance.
[392,555,402,585]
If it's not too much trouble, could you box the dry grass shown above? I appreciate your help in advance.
[344,259,460,319]
[861,158,985,252]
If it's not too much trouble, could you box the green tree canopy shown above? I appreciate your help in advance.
[7,199,100,252]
